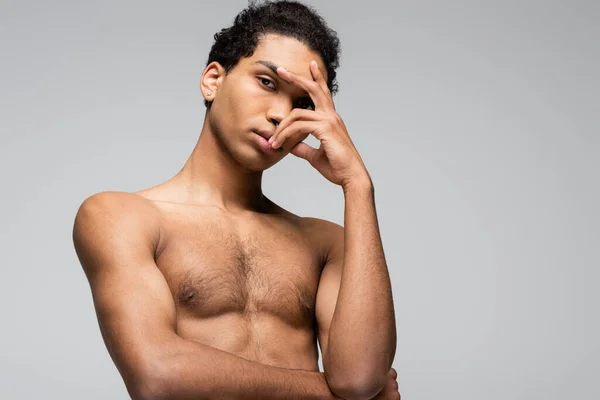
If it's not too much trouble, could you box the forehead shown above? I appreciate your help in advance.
[239,33,328,83]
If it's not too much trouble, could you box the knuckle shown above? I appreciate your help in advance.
[326,115,337,127]
[290,108,302,119]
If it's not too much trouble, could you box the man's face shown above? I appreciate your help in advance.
[204,33,328,171]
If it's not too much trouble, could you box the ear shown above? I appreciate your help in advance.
[200,62,225,103]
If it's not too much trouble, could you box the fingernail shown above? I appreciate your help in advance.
[311,60,317,67]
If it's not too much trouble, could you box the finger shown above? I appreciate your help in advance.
[290,141,318,163]
[310,60,332,99]
[271,120,322,150]
[277,66,333,111]
[271,109,320,143]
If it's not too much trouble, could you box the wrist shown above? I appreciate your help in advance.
[342,173,373,196]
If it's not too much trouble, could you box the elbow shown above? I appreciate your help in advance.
[325,369,388,400]
[126,356,175,400]
[129,378,167,400]
[128,371,169,400]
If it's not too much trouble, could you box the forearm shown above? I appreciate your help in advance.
[327,180,396,390]
[147,335,338,400]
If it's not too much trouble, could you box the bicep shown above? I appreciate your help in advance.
[90,252,176,378]
[73,193,177,388]
[314,223,344,368]
[315,260,342,365]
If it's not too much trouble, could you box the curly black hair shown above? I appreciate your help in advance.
[205,0,341,107]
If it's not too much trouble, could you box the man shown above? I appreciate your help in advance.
[73,1,398,399]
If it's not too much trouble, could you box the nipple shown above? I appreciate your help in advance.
[177,287,197,305]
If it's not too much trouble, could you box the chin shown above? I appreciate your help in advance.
[232,143,281,172]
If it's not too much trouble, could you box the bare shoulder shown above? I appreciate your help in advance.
[72,191,162,271]
[300,216,343,236]
[299,216,344,258]
[74,191,160,229]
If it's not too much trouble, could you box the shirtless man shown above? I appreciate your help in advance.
[73,2,398,399]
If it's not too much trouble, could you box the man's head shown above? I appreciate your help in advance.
[200,0,341,171]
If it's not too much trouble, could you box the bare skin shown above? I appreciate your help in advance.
[135,183,328,372]
[73,34,398,400]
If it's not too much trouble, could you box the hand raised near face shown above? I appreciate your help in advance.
[268,61,370,190]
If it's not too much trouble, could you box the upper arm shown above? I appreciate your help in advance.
[314,221,344,371]
[73,192,176,396]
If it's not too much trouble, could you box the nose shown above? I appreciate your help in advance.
[266,98,291,129]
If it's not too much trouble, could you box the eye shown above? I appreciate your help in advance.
[294,98,315,111]
[258,77,276,90]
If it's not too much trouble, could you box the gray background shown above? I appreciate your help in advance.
[0,0,598,399]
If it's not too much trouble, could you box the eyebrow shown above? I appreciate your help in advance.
[253,60,313,106]
[254,60,279,74]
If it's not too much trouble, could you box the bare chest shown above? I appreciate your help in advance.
[155,209,323,328]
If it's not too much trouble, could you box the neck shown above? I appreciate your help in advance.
[168,114,266,212]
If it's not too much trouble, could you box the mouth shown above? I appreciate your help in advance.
[254,129,274,141]
[252,130,280,153]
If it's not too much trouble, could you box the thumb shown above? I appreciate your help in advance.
[290,142,318,163]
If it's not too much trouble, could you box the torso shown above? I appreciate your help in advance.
[137,188,326,371]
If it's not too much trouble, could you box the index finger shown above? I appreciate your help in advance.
[309,60,332,98]
[276,65,334,111]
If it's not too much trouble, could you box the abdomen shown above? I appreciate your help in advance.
[176,312,319,371]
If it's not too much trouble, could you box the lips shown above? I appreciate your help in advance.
[252,130,279,153]
[254,129,274,141]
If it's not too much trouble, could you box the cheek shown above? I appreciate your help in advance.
[224,79,267,116]
[210,86,243,127]
[209,80,266,134]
